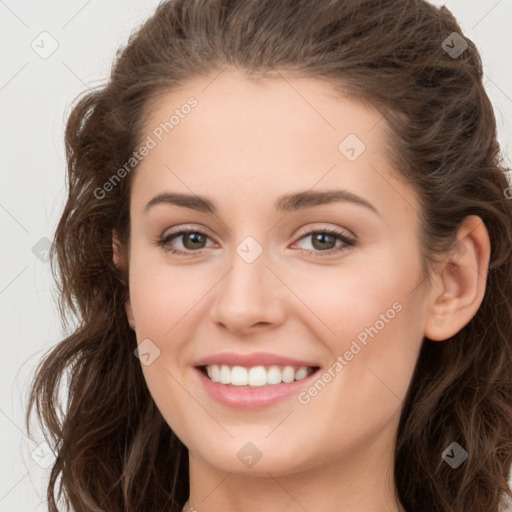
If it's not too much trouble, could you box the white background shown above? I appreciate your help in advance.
[1,1,511,510]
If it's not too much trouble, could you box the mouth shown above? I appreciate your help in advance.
[197,364,321,388]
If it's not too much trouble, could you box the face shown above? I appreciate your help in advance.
[120,69,429,477]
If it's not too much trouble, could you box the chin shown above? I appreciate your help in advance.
[191,438,316,476]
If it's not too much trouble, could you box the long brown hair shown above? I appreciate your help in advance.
[26,1,512,510]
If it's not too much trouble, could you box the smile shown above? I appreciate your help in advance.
[201,364,318,387]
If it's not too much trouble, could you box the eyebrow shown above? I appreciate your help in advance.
[144,189,379,216]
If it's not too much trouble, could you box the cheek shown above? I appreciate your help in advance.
[325,302,422,444]
[128,256,201,422]
[296,293,423,453]
[129,254,214,337]
[289,250,419,347]
[291,247,424,404]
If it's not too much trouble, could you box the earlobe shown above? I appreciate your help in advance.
[125,300,136,330]
[424,215,490,341]
[112,229,125,269]
[112,229,135,330]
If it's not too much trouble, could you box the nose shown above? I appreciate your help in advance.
[208,243,286,335]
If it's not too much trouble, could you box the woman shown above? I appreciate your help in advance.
[26,0,512,511]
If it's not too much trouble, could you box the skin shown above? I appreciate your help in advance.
[113,68,490,512]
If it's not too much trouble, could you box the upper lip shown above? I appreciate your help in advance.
[195,352,320,368]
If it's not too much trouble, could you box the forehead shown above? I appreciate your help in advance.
[140,69,384,154]
[131,69,416,222]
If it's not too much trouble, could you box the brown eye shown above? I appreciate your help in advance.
[156,229,213,256]
[180,232,207,250]
[310,232,337,251]
[293,228,355,258]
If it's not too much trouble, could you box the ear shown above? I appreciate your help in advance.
[424,215,490,341]
[112,229,136,331]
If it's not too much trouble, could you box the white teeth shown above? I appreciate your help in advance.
[207,365,220,382]
[219,365,231,384]
[294,367,309,380]
[204,364,315,386]
[248,366,267,386]
[266,366,282,385]
[232,366,249,386]
[282,366,295,383]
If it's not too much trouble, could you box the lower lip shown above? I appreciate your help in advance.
[195,367,319,410]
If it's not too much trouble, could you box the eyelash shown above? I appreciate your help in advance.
[156,227,355,258]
